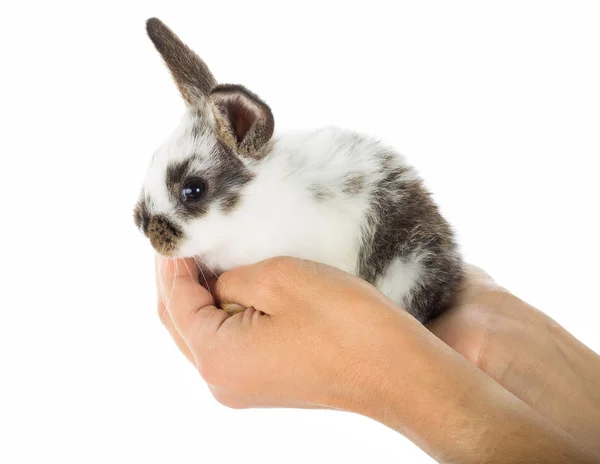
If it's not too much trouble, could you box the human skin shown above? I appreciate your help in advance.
[427,266,600,457]
[155,256,599,463]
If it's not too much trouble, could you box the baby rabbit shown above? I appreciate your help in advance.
[134,18,463,323]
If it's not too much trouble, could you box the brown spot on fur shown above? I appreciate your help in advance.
[146,18,216,106]
[211,84,274,160]
[190,113,213,140]
[133,195,151,233]
[220,193,241,213]
[166,158,193,194]
[310,184,335,202]
[146,214,184,255]
[357,156,463,323]
[163,145,254,221]
[342,173,366,195]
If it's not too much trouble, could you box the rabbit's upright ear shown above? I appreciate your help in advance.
[146,18,216,106]
[210,84,274,159]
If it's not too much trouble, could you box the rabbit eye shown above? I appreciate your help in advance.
[181,179,206,202]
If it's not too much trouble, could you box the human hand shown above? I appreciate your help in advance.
[155,256,596,462]
[155,256,427,410]
[428,266,600,456]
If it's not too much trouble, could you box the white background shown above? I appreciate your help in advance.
[1,1,599,463]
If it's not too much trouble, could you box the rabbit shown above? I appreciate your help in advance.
[134,18,463,323]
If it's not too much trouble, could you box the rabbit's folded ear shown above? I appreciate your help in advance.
[146,18,216,106]
[210,85,274,159]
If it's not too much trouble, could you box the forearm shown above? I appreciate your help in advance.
[459,291,600,455]
[335,319,595,463]
[510,296,600,453]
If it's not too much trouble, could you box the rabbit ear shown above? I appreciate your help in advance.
[210,84,274,159]
[146,18,216,106]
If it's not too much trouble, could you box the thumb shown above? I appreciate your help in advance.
[155,256,227,340]
[212,259,286,315]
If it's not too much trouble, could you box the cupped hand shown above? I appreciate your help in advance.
[155,256,428,410]
[155,256,598,462]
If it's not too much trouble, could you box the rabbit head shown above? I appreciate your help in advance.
[133,18,275,263]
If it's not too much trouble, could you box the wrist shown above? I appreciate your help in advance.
[329,310,594,462]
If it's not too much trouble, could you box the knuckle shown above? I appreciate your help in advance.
[469,304,499,333]
[214,271,239,300]
[257,276,281,300]
[258,257,297,297]
[214,269,231,291]
[262,256,296,274]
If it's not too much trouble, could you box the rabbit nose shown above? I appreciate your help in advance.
[146,214,184,256]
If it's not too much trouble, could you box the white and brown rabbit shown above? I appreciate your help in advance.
[134,18,463,323]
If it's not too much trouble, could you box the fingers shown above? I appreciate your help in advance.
[155,255,226,340]
[211,264,258,309]
[209,385,329,410]
[463,264,496,287]
[212,257,349,316]
[157,301,196,365]
[450,263,506,307]
[212,258,297,315]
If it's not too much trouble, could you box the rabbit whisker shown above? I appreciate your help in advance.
[182,258,202,292]
[194,255,221,282]
[156,254,169,318]
[162,257,178,316]
[192,255,212,300]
